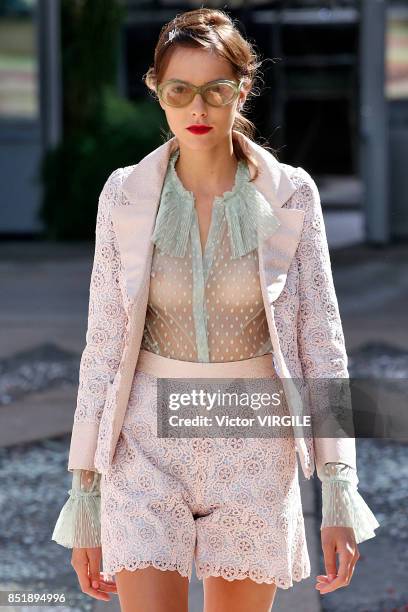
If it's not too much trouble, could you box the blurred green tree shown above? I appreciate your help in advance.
[39,0,165,239]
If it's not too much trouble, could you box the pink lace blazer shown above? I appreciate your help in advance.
[51,131,380,549]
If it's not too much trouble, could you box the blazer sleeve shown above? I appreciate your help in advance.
[68,168,129,472]
[294,167,357,471]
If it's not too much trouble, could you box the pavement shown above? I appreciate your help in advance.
[0,238,407,611]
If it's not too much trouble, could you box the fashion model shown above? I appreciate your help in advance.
[52,8,380,612]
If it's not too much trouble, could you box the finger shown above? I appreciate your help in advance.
[318,546,353,594]
[342,530,358,585]
[315,574,336,584]
[88,549,102,591]
[74,556,110,601]
[320,531,337,580]
[72,556,90,594]
[99,584,117,594]
[346,547,360,584]
[97,579,118,593]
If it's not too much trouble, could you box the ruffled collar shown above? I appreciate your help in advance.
[151,148,281,258]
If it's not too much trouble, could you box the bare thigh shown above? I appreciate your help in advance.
[115,566,189,612]
[203,576,278,612]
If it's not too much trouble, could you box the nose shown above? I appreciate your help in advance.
[190,92,208,116]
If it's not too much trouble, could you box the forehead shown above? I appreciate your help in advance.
[161,46,236,85]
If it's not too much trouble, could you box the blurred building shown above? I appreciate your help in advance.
[0,0,60,236]
[0,0,407,244]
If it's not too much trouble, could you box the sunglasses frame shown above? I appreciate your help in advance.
[157,78,245,108]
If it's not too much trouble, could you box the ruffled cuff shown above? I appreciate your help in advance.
[52,470,102,549]
[318,462,380,544]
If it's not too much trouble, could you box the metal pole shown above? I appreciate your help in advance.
[359,0,389,244]
[38,0,63,151]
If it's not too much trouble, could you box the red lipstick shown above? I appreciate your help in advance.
[187,125,213,135]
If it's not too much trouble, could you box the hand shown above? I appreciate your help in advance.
[316,526,360,595]
[71,547,118,601]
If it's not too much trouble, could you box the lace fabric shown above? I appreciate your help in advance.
[53,150,380,553]
[100,367,310,588]
[71,167,131,429]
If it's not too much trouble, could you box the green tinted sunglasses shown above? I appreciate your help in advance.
[157,78,245,108]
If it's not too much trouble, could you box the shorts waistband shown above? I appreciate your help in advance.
[135,349,276,379]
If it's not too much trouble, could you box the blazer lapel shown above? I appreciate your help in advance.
[113,129,304,307]
[241,134,305,303]
[111,138,177,302]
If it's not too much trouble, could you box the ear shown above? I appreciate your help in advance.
[238,91,249,109]
[239,80,251,107]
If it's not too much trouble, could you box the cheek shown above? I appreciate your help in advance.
[165,109,183,126]
[218,106,237,128]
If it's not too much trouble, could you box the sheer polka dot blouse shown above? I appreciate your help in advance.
[140,148,281,363]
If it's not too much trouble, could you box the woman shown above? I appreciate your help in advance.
[52,8,379,611]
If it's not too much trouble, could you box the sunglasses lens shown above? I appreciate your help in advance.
[159,81,239,107]
[204,82,237,106]
[160,82,194,106]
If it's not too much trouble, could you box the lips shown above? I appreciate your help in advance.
[187,126,213,134]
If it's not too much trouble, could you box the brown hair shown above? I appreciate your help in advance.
[143,7,276,181]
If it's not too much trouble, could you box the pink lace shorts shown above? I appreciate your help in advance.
[100,350,311,589]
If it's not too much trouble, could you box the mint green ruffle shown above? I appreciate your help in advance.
[51,470,102,549]
[319,462,380,544]
[151,148,281,259]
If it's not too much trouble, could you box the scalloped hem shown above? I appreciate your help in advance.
[102,559,192,582]
[195,562,311,590]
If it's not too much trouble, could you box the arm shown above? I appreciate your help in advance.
[294,167,356,471]
[52,470,101,548]
[293,170,380,543]
[68,167,129,472]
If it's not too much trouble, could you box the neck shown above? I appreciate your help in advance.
[174,137,239,197]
